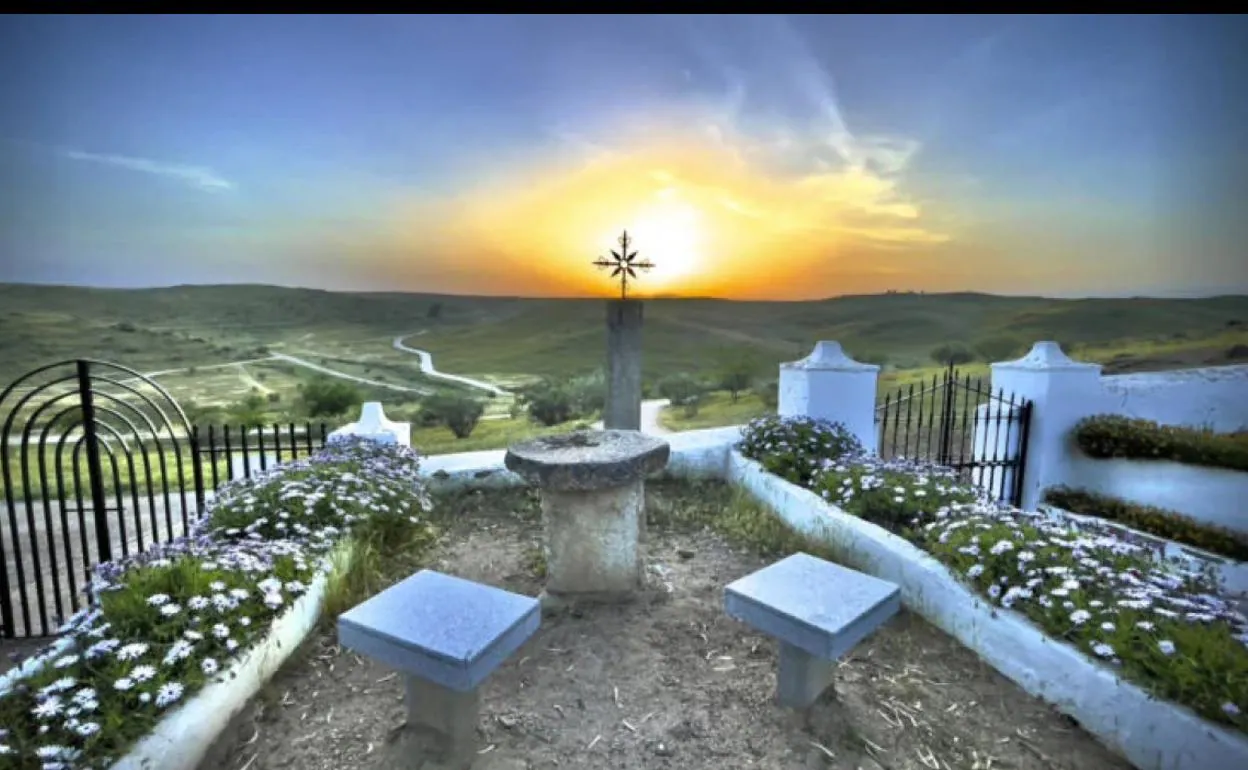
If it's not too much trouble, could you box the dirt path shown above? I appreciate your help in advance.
[393,334,508,397]
[203,491,1129,770]
[269,353,431,395]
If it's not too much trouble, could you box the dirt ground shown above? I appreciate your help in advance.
[203,491,1132,770]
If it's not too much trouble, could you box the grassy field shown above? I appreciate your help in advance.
[1,284,1245,437]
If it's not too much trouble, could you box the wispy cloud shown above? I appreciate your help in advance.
[62,149,233,192]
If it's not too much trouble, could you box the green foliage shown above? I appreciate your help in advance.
[1043,486,1248,561]
[419,393,486,439]
[974,335,1025,362]
[736,415,864,487]
[296,377,361,419]
[716,351,759,403]
[929,342,976,366]
[754,379,779,410]
[1074,414,1248,473]
[656,373,706,407]
[518,372,602,427]
[228,393,268,428]
[521,381,574,427]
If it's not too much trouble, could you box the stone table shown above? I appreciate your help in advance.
[505,429,670,607]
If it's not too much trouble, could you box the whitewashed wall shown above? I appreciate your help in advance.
[991,343,1248,511]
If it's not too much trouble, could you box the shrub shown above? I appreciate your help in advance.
[229,393,268,428]
[716,353,759,403]
[0,438,436,767]
[930,343,976,366]
[297,378,361,420]
[1042,486,1248,561]
[524,382,574,427]
[754,379,779,410]
[657,373,705,407]
[736,415,863,487]
[1073,414,1248,473]
[419,393,486,439]
[974,336,1024,362]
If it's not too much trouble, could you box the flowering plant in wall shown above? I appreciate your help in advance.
[0,438,435,769]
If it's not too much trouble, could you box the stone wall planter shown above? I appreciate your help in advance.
[726,450,1248,770]
[111,573,327,770]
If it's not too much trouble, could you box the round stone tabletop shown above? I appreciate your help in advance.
[504,429,671,492]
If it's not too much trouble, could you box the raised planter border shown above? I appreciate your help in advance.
[725,450,1248,770]
[111,571,327,770]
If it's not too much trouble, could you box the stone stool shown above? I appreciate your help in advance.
[338,570,540,768]
[504,429,669,608]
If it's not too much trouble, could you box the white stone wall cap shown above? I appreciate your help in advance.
[780,341,879,372]
[992,341,1102,372]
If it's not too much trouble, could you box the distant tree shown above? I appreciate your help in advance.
[420,393,485,439]
[754,379,779,410]
[565,370,605,419]
[229,393,268,428]
[427,302,443,320]
[929,343,975,367]
[524,382,574,427]
[657,373,706,408]
[973,336,1024,363]
[297,377,361,419]
[716,353,759,403]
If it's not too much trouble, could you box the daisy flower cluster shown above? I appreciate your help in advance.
[0,437,433,769]
[744,423,1248,732]
[736,415,864,487]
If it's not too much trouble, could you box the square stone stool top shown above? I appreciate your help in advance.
[724,552,900,708]
[338,570,540,767]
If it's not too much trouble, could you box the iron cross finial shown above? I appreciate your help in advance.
[592,230,655,300]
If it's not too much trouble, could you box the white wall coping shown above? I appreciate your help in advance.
[112,572,327,770]
[726,450,1248,770]
[992,341,1103,372]
[780,341,879,372]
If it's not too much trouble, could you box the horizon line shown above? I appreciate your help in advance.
[0,279,1244,304]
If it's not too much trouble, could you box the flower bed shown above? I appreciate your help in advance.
[0,437,435,770]
[736,416,1248,735]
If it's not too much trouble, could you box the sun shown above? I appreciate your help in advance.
[623,196,705,287]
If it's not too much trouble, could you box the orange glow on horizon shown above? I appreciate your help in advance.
[329,130,959,299]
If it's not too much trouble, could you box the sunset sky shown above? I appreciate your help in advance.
[1,14,1244,300]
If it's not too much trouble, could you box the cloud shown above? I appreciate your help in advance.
[62,149,233,192]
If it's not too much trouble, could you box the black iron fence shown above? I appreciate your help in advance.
[875,364,1032,507]
[0,359,330,639]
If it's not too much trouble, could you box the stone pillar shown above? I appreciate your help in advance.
[990,342,1108,510]
[778,341,880,454]
[328,401,412,447]
[504,430,669,609]
[604,299,643,431]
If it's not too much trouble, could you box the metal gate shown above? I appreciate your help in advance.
[1,359,329,639]
[874,364,1032,506]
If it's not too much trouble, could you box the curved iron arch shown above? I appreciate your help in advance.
[0,359,196,639]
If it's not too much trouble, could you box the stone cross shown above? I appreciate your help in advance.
[593,231,653,431]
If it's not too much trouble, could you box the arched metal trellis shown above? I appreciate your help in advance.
[0,359,333,639]
[0,359,198,639]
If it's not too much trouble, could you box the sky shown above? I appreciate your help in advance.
[0,13,1245,300]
